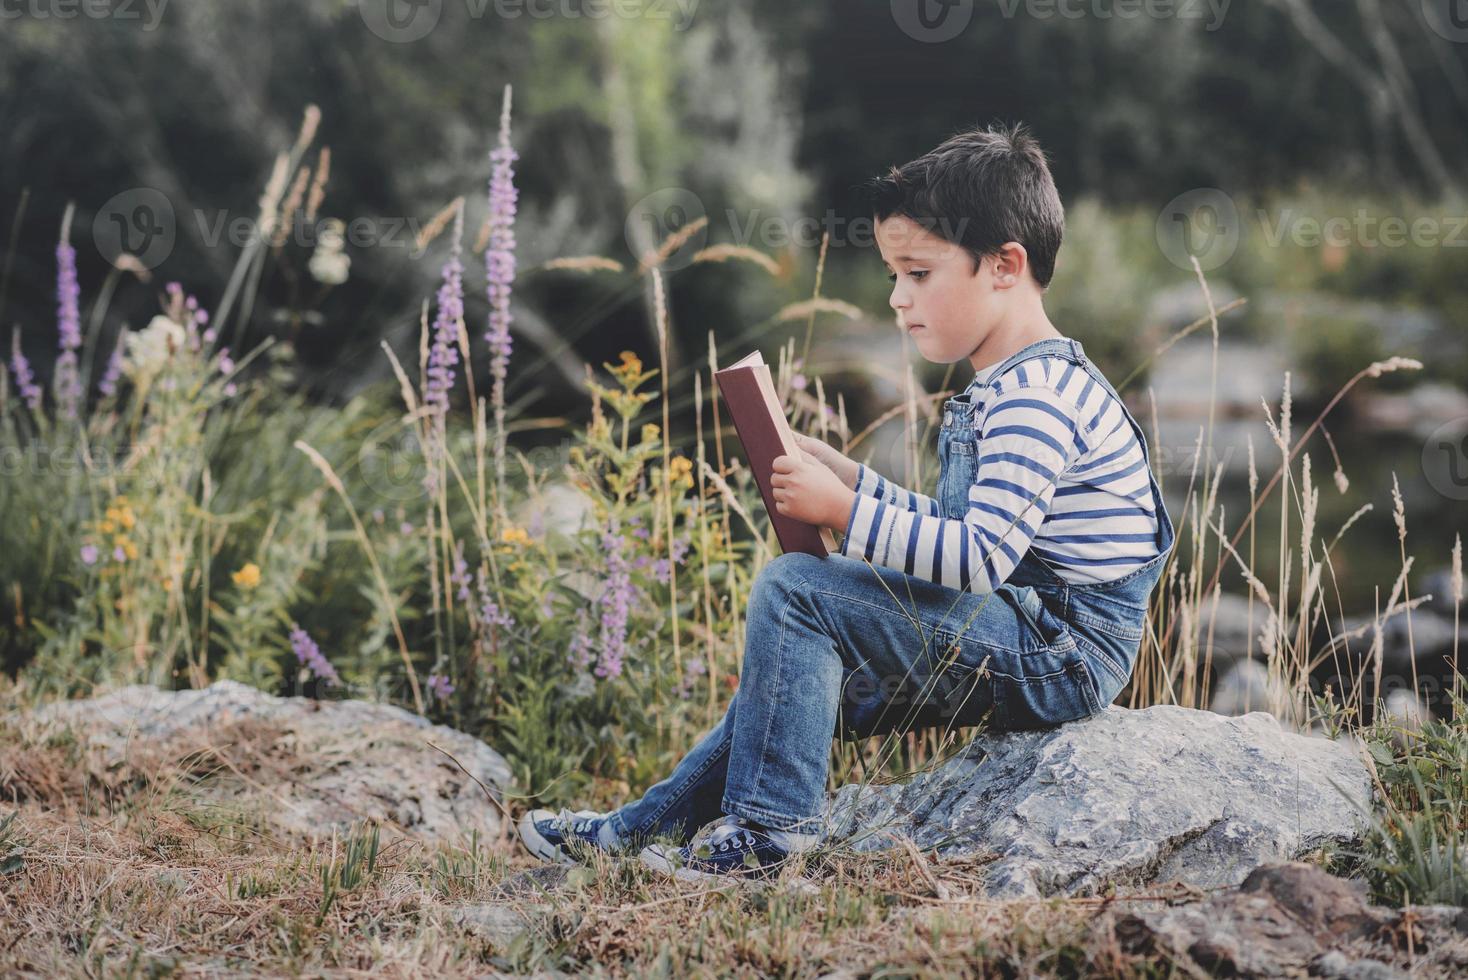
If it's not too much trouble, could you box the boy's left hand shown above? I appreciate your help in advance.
[770,450,857,530]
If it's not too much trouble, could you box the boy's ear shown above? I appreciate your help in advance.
[991,242,1029,289]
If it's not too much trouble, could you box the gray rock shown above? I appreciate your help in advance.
[1420,567,1463,619]
[1210,659,1295,721]
[28,680,510,845]
[1352,382,1468,440]
[448,901,549,950]
[1336,607,1459,680]
[1381,689,1429,745]
[1114,863,1408,979]
[824,705,1371,898]
[1115,862,1468,978]
[1192,590,1268,670]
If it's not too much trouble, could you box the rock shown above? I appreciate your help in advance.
[1420,566,1463,619]
[1113,862,1468,979]
[1353,382,1468,439]
[517,480,595,541]
[824,705,1371,898]
[448,901,549,950]
[1380,689,1429,747]
[1191,590,1268,670]
[1311,952,1408,980]
[27,680,511,845]
[1210,659,1295,720]
[1335,607,1459,681]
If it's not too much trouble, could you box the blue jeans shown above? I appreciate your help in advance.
[607,337,1176,841]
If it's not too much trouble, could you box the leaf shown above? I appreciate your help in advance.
[1367,741,1396,768]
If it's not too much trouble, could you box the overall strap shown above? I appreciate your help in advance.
[973,337,1084,397]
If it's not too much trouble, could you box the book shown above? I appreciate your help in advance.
[714,350,837,558]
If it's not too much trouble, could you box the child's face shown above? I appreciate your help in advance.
[875,214,1002,368]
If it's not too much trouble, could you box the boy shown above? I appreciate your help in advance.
[519,122,1176,880]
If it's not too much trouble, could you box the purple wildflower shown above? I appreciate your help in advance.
[57,240,82,351]
[112,545,126,562]
[484,88,518,387]
[670,535,690,565]
[425,205,465,419]
[594,523,636,680]
[54,237,83,419]
[474,566,515,631]
[80,544,99,566]
[98,339,124,398]
[653,558,671,585]
[674,656,707,699]
[427,673,455,703]
[289,624,341,686]
[9,330,42,411]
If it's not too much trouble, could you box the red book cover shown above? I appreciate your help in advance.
[714,351,836,558]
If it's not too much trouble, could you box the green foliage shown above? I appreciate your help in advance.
[0,811,24,876]
[1347,703,1468,907]
[317,821,381,924]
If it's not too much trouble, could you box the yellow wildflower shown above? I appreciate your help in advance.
[642,423,661,445]
[619,350,642,375]
[232,562,262,590]
[668,456,693,484]
[122,540,138,561]
[500,526,531,547]
[98,519,116,534]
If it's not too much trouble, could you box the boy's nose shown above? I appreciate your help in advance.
[888,284,911,311]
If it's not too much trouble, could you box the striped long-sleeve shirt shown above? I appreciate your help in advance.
[838,355,1161,593]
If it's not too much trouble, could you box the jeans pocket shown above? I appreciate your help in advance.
[992,659,1102,731]
[1006,586,1075,653]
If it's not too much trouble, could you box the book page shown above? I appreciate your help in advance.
[724,349,764,371]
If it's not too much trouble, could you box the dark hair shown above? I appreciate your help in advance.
[865,122,1064,289]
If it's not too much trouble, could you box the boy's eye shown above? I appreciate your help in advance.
[886,270,929,283]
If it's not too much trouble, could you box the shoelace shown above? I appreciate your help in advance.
[702,816,762,853]
[556,809,600,837]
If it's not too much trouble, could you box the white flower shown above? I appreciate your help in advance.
[123,315,186,378]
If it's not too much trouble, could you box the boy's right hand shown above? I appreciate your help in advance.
[792,432,861,490]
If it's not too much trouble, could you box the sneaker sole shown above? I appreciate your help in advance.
[517,811,579,865]
[639,844,789,883]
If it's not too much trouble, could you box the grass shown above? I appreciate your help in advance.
[1,101,1465,973]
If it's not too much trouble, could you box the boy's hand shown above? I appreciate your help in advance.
[791,432,861,490]
[770,450,857,530]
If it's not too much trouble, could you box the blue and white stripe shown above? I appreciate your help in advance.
[838,355,1160,592]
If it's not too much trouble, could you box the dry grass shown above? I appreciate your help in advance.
[0,717,1211,978]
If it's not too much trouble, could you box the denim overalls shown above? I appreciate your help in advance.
[934,337,1177,729]
[608,337,1176,842]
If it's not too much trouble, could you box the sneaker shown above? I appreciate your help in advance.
[639,815,793,881]
[517,808,619,865]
